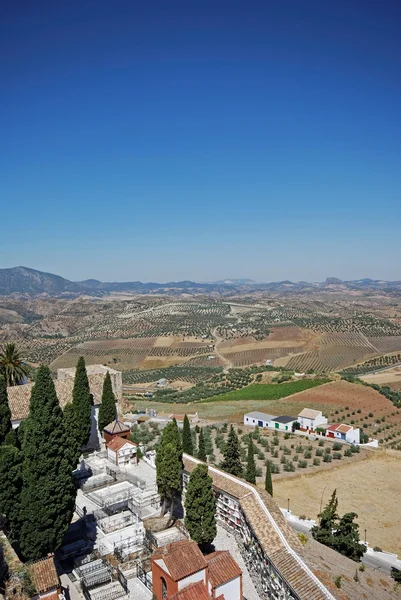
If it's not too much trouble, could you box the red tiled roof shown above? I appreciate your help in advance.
[205,551,242,587]
[29,556,59,593]
[327,423,353,433]
[103,419,130,434]
[107,437,137,452]
[169,581,211,600]
[152,540,207,582]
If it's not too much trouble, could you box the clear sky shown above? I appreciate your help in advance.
[1,1,400,283]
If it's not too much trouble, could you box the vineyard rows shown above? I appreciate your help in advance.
[341,353,401,375]
[225,346,301,367]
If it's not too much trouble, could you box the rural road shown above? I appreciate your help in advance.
[212,327,232,372]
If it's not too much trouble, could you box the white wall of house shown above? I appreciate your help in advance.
[215,577,241,600]
[298,413,328,430]
[271,420,296,432]
[244,415,274,428]
[178,568,207,590]
[346,428,360,444]
[107,448,117,463]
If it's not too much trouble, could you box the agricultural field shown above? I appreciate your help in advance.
[286,380,401,449]
[200,378,330,403]
[273,452,401,556]
[361,367,401,391]
[342,351,401,375]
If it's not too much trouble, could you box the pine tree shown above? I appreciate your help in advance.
[0,444,22,541]
[333,512,366,561]
[72,357,92,446]
[0,375,12,444]
[265,461,273,496]
[19,365,76,560]
[245,437,256,484]
[311,489,339,548]
[156,420,182,515]
[197,428,207,462]
[184,463,216,550]
[4,427,18,447]
[221,425,243,477]
[98,372,117,432]
[182,414,193,455]
[64,403,81,468]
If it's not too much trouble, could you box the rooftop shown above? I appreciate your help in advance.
[272,415,296,424]
[298,408,322,419]
[206,550,242,588]
[29,556,59,593]
[8,371,115,421]
[169,581,212,600]
[153,539,207,582]
[327,423,353,433]
[107,437,137,452]
[104,419,130,434]
[245,411,277,421]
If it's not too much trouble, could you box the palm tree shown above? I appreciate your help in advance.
[0,343,30,386]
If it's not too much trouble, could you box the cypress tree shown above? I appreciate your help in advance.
[182,414,193,455]
[184,463,216,551]
[265,461,273,496]
[72,357,92,446]
[98,372,117,432]
[245,437,256,484]
[0,444,22,541]
[64,403,81,468]
[19,365,76,560]
[221,425,243,477]
[156,420,182,515]
[0,375,12,444]
[197,428,207,462]
[4,427,18,447]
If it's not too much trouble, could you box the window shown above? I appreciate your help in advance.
[161,577,168,599]
[258,420,263,427]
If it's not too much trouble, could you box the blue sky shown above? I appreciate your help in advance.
[1,1,400,282]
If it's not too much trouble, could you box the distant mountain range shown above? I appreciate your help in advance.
[1,266,401,297]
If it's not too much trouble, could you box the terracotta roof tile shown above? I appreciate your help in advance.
[8,372,115,421]
[153,540,207,582]
[29,556,59,593]
[205,551,241,587]
[107,437,137,452]
[298,408,322,419]
[169,581,211,600]
[103,419,130,434]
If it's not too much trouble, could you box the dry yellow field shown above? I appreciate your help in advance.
[272,452,401,555]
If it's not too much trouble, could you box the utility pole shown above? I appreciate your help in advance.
[319,484,328,515]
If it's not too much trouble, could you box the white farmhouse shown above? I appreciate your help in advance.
[297,408,328,431]
[326,423,360,444]
[106,437,138,466]
[244,411,277,428]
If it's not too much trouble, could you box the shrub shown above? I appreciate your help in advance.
[373,546,382,552]
[359,563,365,572]
[318,440,325,447]
[323,454,332,463]
[315,448,323,457]
[333,452,342,460]
[332,442,342,451]
[368,412,373,418]
[297,532,309,545]
[334,576,342,588]
[344,449,352,457]
[304,450,312,459]
[324,447,331,454]
[272,436,280,446]
[357,409,361,414]
[313,458,320,466]
[298,460,307,468]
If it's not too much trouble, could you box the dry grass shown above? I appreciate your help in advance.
[273,452,401,555]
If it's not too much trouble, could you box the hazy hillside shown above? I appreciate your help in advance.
[0,266,80,295]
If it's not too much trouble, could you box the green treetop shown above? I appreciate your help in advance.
[221,425,243,478]
[63,403,82,468]
[245,437,256,484]
[197,428,207,462]
[184,463,216,551]
[72,357,92,447]
[0,375,12,444]
[0,444,23,542]
[98,371,117,432]
[156,420,183,515]
[182,414,193,455]
[19,365,76,560]
[265,461,273,496]
[333,512,366,561]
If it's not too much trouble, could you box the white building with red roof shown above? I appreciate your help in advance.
[106,437,138,466]
[326,423,360,444]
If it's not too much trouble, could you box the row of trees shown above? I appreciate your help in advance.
[0,355,117,562]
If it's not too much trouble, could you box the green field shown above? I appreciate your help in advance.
[200,378,330,403]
